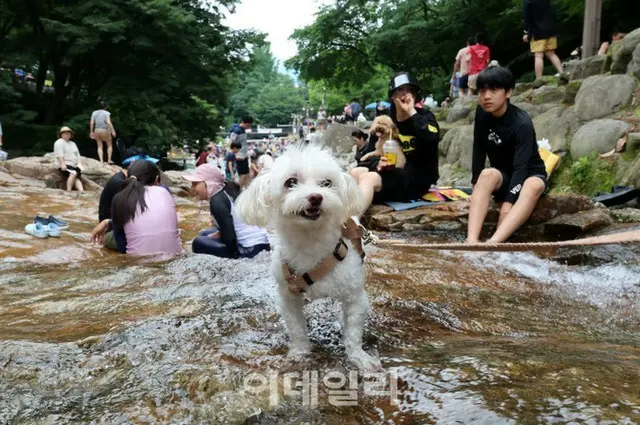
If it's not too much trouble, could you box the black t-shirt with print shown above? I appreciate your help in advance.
[391,107,441,193]
[472,103,546,203]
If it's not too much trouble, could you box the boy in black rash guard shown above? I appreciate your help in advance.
[350,72,440,211]
[467,66,547,243]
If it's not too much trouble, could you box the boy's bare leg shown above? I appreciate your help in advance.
[487,177,546,243]
[466,168,502,243]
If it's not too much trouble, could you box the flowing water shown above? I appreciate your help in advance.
[0,186,639,424]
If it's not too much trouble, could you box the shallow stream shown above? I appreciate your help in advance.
[0,186,639,424]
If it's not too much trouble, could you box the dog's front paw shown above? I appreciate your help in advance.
[287,343,312,358]
[348,349,382,371]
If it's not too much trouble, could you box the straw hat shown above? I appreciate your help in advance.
[58,126,74,137]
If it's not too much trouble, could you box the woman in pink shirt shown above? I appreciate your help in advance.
[91,160,182,256]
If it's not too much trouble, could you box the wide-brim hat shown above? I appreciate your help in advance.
[388,72,421,99]
[58,126,74,137]
[182,163,225,198]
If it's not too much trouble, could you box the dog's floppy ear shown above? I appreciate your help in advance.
[340,172,366,220]
[235,171,274,227]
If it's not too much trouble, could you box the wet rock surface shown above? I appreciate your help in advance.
[1,183,639,424]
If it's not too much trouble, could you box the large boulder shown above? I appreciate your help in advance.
[568,55,607,80]
[440,125,474,170]
[563,80,582,104]
[532,106,579,152]
[362,194,594,234]
[532,85,565,105]
[320,123,360,155]
[513,83,535,96]
[609,28,640,74]
[574,74,637,121]
[512,102,554,119]
[628,43,640,79]
[544,208,613,239]
[626,133,640,157]
[570,119,630,159]
[3,154,112,191]
[437,163,472,187]
[446,104,472,123]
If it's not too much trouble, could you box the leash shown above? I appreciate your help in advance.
[370,229,640,252]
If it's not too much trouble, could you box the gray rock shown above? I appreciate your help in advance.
[533,106,579,152]
[610,28,640,74]
[569,55,606,80]
[627,133,640,156]
[512,102,554,119]
[442,125,474,170]
[544,208,613,239]
[570,119,630,159]
[321,123,360,155]
[628,43,640,79]
[610,208,640,223]
[563,80,582,104]
[437,163,472,187]
[532,85,565,105]
[513,83,535,96]
[446,105,472,123]
[574,74,637,121]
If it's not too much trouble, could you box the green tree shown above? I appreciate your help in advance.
[0,0,263,153]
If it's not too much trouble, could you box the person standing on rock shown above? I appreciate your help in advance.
[467,66,547,244]
[523,0,564,80]
[229,116,252,189]
[90,103,117,164]
[350,72,440,209]
[467,33,491,95]
[54,126,84,192]
[453,36,473,97]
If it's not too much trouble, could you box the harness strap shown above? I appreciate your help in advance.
[282,238,349,293]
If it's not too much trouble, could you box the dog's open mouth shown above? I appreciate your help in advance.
[299,207,321,220]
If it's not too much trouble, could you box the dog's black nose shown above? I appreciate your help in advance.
[308,194,323,206]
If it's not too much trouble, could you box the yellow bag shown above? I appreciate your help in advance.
[538,147,560,177]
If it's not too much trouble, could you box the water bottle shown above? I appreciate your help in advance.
[383,139,399,167]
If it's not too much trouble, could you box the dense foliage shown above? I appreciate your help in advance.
[287,0,640,102]
[0,0,262,155]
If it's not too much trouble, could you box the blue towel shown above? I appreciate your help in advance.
[383,200,440,211]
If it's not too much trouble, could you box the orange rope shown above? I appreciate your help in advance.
[373,230,640,252]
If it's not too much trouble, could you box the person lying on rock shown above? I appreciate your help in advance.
[184,163,270,259]
[90,160,182,256]
[54,126,84,192]
[97,147,159,251]
[350,72,440,209]
[467,66,547,243]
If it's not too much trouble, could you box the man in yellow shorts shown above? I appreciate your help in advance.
[523,0,564,80]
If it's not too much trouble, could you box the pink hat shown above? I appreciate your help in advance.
[182,163,225,198]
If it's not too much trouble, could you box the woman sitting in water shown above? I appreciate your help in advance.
[90,160,182,255]
[184,163,270,259]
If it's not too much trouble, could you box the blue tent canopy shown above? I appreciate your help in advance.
[364,101,391,109]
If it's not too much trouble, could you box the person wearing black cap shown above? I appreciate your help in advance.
[350,72,441,210]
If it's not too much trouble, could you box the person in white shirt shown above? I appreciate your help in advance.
[54,126,84,192]
[256,150,274,173]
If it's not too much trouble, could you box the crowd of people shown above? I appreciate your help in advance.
[81,59,552,259]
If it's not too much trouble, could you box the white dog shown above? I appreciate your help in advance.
[235,144,381,370]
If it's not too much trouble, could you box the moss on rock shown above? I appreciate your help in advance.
[549,153,620,197]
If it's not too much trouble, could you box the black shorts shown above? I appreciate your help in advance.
[59,165,82,179]
[493,172,547,203]
[459,74,469,89]
[236,158,249,175]
[373,168,424,203]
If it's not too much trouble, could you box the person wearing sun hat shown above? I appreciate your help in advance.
[184,163,270,259]
[54,126,84,192]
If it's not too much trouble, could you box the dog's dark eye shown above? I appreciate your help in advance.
[285,177,298,188]
[319,179,332,188]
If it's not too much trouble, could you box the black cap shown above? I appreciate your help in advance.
[388,72,421,99]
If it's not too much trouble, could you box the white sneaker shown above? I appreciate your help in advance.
[46,223,61,237]
[25,223,49,238]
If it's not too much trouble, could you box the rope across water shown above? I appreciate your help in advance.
[372,230,640,252]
